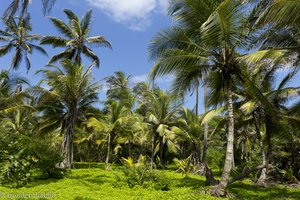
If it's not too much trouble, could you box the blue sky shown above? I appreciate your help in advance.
[0,0,200,111]
[1,1,298,113]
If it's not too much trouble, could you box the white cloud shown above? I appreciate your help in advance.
[86,0,170,30]
[132,74,149,83]
[131,74,174,84]
[100,84,109,93]
[156,74,174,84]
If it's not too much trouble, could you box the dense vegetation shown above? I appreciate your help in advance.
[0,0,300,198]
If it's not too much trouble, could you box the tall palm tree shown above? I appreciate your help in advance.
[40,9,112,67]
[0,15,47,73]
[149,0,218,179]
[4,0,57,19]
[149,0,269,196]
[35,60,100,168]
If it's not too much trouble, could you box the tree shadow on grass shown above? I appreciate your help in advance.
[229,182,300,200]
[23,178,60,188]
[175,176,206,189]
[74,162,106,169]
[74,196,97,200]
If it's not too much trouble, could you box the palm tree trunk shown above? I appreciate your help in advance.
[76,50,82,65]
[61,107,77,169]
[106,132,112,164]
[211,82,235,197]
[61,114,77,168]
[254,112,267,185]
[61,126,73,168]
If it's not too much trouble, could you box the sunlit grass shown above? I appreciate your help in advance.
[0,163,299,200]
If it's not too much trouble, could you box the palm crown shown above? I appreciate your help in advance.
[40,9,112,67]
[0,14,47,73]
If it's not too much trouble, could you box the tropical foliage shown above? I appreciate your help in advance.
[0,0,300,198]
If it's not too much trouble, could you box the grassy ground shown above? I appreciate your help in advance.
[0,163,299,200]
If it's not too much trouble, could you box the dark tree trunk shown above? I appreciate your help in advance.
[76,49,82,65]
[265,120,272,172]
[128,142,132,158]
[205,164,219,186]
[159,136,164,164]
[151,132,156,169]
[254,111,267,186]
[211,82,235,197]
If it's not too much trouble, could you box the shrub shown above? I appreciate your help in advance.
[0,130,67,187]
[115,155,170,191]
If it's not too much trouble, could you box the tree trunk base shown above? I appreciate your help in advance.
[210,185,228,197]
[257,168,267,186]
[205,165,219,186]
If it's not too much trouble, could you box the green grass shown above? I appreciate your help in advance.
[0,163,299,200]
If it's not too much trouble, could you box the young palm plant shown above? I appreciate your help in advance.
[140,89,182,166]
[86,101,135,166]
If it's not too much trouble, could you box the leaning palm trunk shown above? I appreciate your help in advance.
[211,83,235,197]
[254,112,267,186]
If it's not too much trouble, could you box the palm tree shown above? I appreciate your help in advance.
[0,71,31,115]
[239,63,300,185]
[0,14,47,73]
[149,0,217,179]
[86,101,133,165]
[140,89,182,166]
[40,9,112,67]
[258,0,300,28]
[35,60,100,168]
[105,71,133,108]
[4,0,57,19]
[149,0,267,195]
[253,0,300,68]
[178,108,202,166]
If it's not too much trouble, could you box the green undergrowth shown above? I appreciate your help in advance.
[0,162,299,199]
